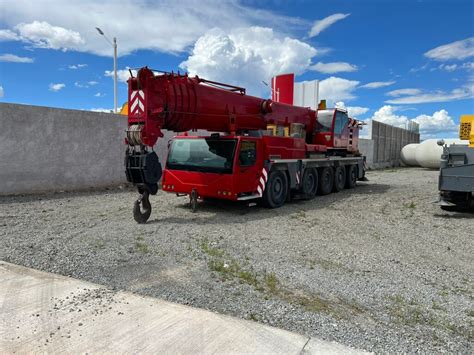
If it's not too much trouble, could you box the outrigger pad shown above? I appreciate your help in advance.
[125,150,162,194]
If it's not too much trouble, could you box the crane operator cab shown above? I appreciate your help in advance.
[314,108,359,155]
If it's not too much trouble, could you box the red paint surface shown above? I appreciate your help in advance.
[271,73,294,105]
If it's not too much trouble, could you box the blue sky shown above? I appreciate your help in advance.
[0,0,473,138]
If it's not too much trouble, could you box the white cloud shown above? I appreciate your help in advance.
[360,81,396,89]
[425,37,474,61]
[75,80,99,88]
[94,92,105,97]
[438,63,457,72]
[180,27,317,95]
[385,84,473,104]
[462,62,474,71]
[310,61,357,74]
[437,62,474,72]
[309,13,350,37]
[371,105,409,128]
[69,64,87,69]
[370,105,458,138]
[409,63,429,73]
[318,77,359,103]
[335,102,369,118]
[0,85,4,98]
[413,110,458,136]
[0,53,33,63]
[13,21,85,51]
[386,88,422,97]
[49,83,65,92]
[89,107,113,113]
[0,0,307,57]
[0,29,19,41]
[105,68,137,83]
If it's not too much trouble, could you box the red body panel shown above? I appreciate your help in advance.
[163,169,236,199]
[272,73,294,105]
[263,136,306,159]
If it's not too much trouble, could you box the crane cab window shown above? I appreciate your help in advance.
[334,111,348,135]
[315,110,335,133]
[239,141,257,166]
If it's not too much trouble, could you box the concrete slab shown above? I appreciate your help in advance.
[0,261,367,354]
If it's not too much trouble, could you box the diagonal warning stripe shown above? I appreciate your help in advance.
[130,90,145,114]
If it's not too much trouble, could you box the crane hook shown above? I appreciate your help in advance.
[133,190,151,223]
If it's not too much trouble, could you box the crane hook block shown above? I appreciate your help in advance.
[125,150,162,195]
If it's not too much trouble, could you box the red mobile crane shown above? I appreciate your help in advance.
[125,67,365,223]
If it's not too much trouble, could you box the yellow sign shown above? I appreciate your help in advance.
[459,115,474,147]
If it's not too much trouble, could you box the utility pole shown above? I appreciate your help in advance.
[96,27,118,113]
[113,37,117,113]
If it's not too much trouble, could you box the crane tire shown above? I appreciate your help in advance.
[318,167,334,195]
[301,168,318,200]
[333,166,346,192]
[262,170,288,208]
[346,165,357,189]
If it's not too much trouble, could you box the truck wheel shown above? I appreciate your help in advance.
[333,166,346,192]
[318,167,334,195]
[263,170,288,208]
[346,165,357,188]
[301,168,318,200]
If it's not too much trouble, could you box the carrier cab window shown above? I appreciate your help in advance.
[166,138,237,174]
[239,140,257,167]
[334,111,348,135]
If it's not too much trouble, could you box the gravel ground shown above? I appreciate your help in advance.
[1,167,472,353]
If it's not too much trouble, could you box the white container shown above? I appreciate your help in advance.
[415,139,467,169]
[400,143,419,166]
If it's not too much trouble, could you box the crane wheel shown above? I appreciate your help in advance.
[318,167,334,195]
[333,166,346,192]
[301,168,318,200]
[133,191,152,224]
[190,189,198,213]
[346,165,357,189]
[262,170,288,208]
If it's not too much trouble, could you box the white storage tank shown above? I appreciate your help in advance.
[415,139,467,169]
[400,143,419,166]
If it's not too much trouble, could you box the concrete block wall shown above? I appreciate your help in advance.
[361,120,420,169]
[0,103,128,195]
[358,139,374,167]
